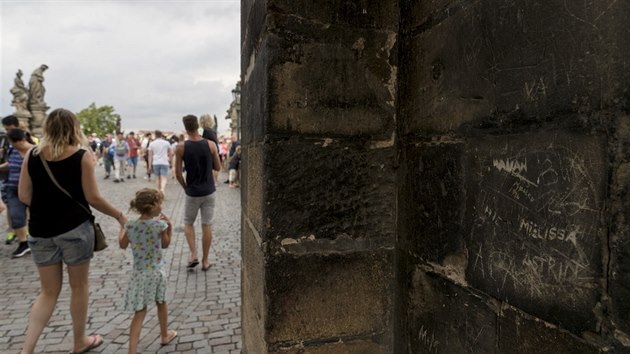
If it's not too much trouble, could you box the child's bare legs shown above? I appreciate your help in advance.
[129,307,147,354]
[157,302,177,344]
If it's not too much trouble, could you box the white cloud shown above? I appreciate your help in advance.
[0,0,240,135]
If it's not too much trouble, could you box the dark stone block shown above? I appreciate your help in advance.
[464,131,607,333]
[609,117,630,341]
[398,0,494,134]
[266,250,394,348]
[271,340,388,354]
[241,35,270,145]
[241,0,268,79]
[269,0,399,31]
[399,0,630,134]
[398,141,466,263]
[498,306,601,354]
[242,217,267,353]
[396,257,498,354]
[264,140,395,242]
[264,13,397,138]
[242,145,265,233]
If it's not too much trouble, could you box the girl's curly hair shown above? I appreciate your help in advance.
[129,188,163,215]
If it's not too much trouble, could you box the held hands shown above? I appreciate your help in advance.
[116,212,127,227]
[159,213,172,227]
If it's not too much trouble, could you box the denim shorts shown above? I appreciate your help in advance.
[153,164,169,177]
[184,193,215,225]
[5,186,27,229]
[28,220,94,267]
[128,156,138,166]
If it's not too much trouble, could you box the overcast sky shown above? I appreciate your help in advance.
[0,0,240,135]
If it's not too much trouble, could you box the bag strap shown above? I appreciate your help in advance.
[38,151,93,217]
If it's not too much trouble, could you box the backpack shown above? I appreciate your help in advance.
[108,145,115,157]
[115,141,126,157]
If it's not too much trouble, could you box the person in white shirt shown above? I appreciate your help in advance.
[147,130,173,193]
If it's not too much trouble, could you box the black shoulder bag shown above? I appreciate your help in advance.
[38,153,108,251]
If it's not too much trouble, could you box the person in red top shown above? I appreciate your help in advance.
[126,132,141,179]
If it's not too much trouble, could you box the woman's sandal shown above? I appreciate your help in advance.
[160,330,178,346]
[69,335,103,354]
[187,259,199,269]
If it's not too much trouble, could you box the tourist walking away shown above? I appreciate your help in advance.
[18,108,127,354]
[199,114,220,184]
[148,130,172,193]
[169,135,179,179]
[113,132,129,183]
[100,134,114,179]
[228,146,241,189]
[219,138,228,167]
[175,115,221,270]
[224,134,239,183]
[141,132,153,181]
[1,128,33,257]
[126,132,140,179]
[0,115,18,244]
[119,188,177,354]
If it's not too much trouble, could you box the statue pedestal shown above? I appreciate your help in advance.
[29,104,49,136]
[14,110,32,131]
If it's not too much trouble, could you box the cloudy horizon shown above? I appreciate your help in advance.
[0,0,240,135]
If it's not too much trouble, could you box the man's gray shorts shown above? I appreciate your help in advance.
[184,193,216,225]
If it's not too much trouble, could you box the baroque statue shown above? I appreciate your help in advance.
[28,64,49,107]
[10,69,29,115]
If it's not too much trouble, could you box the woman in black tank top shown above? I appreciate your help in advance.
[19,108,128,354]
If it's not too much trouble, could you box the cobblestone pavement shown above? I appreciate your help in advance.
[0,165,241,354]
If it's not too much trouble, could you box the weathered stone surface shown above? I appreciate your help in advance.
[498,306,601,354]
[266,250,394,349]
[399,0,492,134]
[264,140,395,242]
[242,218,266,354]
[396,264,498,354]
[266,14,397,138]
[242,145,264,233]
[609,115,630,341]
[269,0,399,31]
[242,0,630,351]
[398,140,466,264]
[241,34,270,145]
[400,0,630,134]
[270,339,388,354]
[463,130,606,333]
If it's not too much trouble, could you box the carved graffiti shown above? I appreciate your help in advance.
[466,133,604,314]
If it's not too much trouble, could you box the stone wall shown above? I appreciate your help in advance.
[242,0,630,352]
[241,0,398,352]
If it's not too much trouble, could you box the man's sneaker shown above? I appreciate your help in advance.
[5,231,16,245]
[12,241,30,258]
[127,175,131,179]
[113,179,120,183]
[121,178,125,182]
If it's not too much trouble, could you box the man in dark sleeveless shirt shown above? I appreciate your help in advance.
[174,115,221,271]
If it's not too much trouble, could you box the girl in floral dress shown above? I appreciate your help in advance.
[119,188,177,354]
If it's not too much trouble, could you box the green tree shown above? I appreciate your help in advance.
[76,103,120,137]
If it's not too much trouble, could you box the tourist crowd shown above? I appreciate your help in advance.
[0,111,241,354]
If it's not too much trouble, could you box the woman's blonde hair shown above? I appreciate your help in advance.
[199,114,215,130]
[129,188,164,215]
[34,108,86,159]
